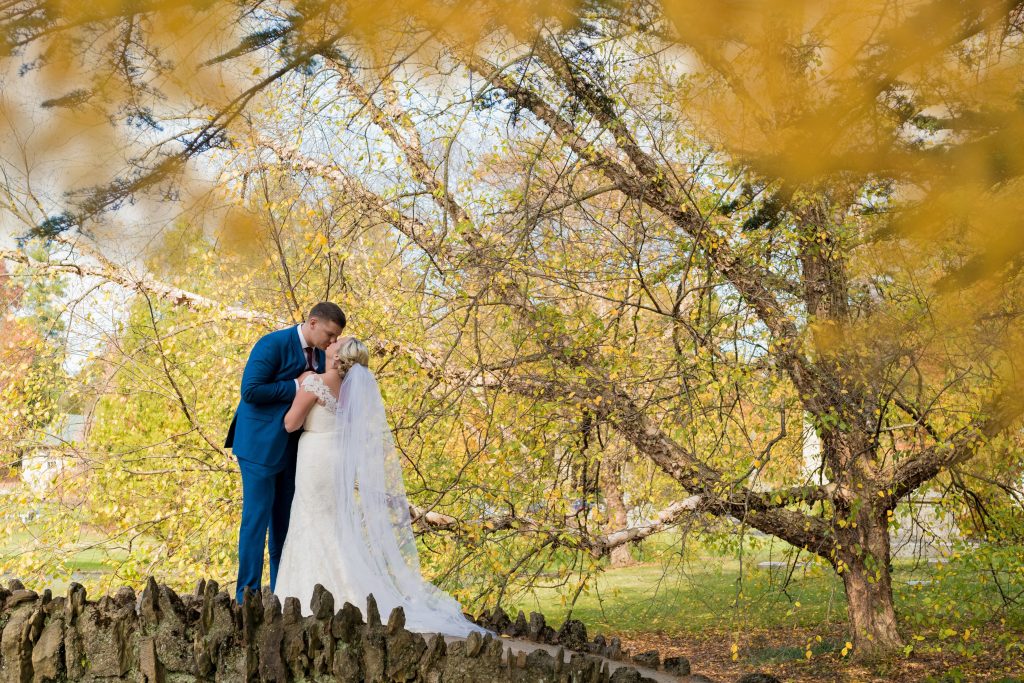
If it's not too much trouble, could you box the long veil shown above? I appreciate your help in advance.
[332,364,484,636]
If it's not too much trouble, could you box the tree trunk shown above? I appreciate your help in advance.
[610,542,634,568]
[603,457,635,567]
[836,506,903,656]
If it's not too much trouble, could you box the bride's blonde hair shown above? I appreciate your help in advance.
[334,337,370,374]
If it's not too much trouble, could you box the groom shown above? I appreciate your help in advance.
[225,302,346,604]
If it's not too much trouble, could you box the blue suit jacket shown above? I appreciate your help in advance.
[225,327,325,474]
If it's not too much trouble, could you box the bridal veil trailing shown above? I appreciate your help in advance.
[277,363,484,637]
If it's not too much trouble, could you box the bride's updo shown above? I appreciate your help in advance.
[334,337,369,374]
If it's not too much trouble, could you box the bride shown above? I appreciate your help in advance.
[274,336,483,637]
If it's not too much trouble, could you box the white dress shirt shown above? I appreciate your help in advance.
[296,324,312,390]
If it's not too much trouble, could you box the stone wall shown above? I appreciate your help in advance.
[0,578,783,683]
[0,578,672,683]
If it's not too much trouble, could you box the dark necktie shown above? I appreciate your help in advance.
[303,346,315,371]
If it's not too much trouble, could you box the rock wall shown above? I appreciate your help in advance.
[0,578,666,683]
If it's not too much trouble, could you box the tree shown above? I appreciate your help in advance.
[0,250,69,473]
[3,0,1024,656]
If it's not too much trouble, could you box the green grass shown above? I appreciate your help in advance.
[509,559,846,634]
[506,552,1023,637]
[745,638,843,665]
[0,528,127,592]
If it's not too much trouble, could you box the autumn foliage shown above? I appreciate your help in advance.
[1,0,1023,663]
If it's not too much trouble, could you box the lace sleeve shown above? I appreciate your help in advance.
[301,374,336,407]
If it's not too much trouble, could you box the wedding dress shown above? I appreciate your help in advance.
[274,368,484,637]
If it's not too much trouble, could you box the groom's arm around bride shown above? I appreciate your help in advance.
[224,302,346,604]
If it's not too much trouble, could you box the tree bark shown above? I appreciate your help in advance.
[835,502,904,655]
[602,457,635,567]
[610,539,634,568]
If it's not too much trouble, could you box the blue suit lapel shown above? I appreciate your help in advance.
[292,326,309,371]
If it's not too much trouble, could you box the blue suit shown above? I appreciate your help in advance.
[225,326,325,603]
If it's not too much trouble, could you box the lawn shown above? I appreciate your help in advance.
[510,558,850,634]
[3,512,1022,680]
[506,549,1024,681]
[506,555,1006,634]
[0,528,126,593]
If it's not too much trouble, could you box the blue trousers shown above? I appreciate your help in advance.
[235,457,296,604]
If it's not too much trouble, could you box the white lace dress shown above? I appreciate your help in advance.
[274,375,346,610]
[274,372,484,637]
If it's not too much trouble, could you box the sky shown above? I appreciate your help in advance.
[0,14,677,381]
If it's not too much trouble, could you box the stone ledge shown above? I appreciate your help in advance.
[0,578,779,683]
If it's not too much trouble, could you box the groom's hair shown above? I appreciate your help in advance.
[309,301,346,329]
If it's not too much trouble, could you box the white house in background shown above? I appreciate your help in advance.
[20,414,87,496]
